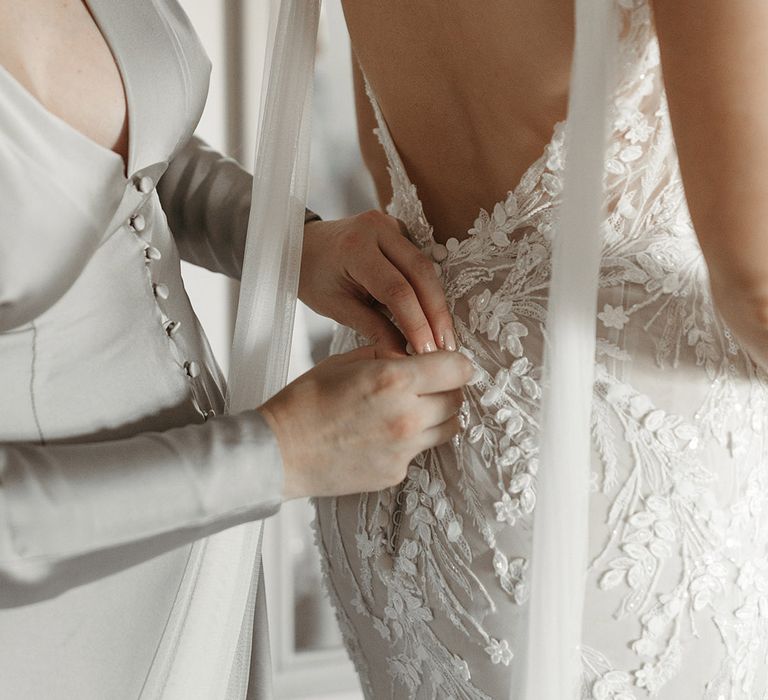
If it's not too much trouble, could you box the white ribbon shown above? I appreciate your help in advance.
[140,2,321,698]
[523,1,619,698]
[227,2,320,410]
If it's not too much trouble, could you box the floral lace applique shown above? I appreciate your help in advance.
[314,1,768,698]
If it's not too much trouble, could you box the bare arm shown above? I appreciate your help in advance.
[652,0,768,365]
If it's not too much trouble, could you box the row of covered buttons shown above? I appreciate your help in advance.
[127,172,212,420]
[130,175,163,263]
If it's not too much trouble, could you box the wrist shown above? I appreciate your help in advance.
[256,404,302,501]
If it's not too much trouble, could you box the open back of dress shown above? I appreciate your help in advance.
[310,2,768,698]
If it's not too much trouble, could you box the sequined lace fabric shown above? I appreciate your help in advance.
[314,3,768,698]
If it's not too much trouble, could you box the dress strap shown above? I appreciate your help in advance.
[361,72,434,245]
[361,76,410,191]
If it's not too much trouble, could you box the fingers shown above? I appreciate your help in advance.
[417,414,462,452]
[348,255,438,354]
[417,389,465,429]
[325,345,379,365]
[323,345,406,373]
[397,350,474,394]
[333,299,407,355]
[378,228,457,351]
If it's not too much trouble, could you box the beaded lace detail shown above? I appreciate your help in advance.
[314,3,768,698]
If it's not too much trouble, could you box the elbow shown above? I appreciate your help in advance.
[0,460,56,603]
[717,277,768,327]
[0,559,63,608]
[0,513,69,607]
[0,532,58,607]
[0,557,54,587]
[709,275,768,369]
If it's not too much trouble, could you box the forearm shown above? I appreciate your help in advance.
[653,0,768,298]
[0,410,282,597]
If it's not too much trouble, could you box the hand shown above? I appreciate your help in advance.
[299,210,456,355]
[258,346,473,500]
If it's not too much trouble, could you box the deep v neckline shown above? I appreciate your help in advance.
[363,76,566,255]
[0,0,133,178]
[83,0,133,177]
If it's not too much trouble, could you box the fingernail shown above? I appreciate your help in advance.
[422,341,436,353]
[441,329,457,352]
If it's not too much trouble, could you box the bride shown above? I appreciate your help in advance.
[312,1,768,698]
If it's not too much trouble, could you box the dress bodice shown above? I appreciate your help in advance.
[0,0,220,443]
[0,4,282,699]
[319,3,768,698]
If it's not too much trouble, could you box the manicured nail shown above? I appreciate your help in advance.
[422,341,436,353]
[441,329,457,352]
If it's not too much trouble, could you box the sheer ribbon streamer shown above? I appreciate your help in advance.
[523,2,619,699]
[140,2,321,698]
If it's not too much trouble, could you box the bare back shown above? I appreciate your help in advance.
[317,5,768,700]
[342,0,574,242]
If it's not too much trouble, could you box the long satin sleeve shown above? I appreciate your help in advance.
[159,136,321,280]
[158,135,252,279]
[0,409,282,602]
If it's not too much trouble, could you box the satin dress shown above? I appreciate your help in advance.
[314,3,768,699]
[0,2,281,698]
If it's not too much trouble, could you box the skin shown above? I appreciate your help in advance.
[300,212,456,354]
[0,0,129,168]
[650,0,768,370]
[260,348,473,499]
[343,0,768,371]
[343,0,574,242]
[0,0,472,501]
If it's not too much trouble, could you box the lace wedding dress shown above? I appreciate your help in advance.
[313,3,768,698]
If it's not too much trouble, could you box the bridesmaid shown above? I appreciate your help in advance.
[0,0,466,697]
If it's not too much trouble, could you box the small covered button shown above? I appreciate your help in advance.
[431,243,448,262]
[202,408,216,421]
[164,319,181,337]
[144,245,162,262]
[184,361,201,379]
[129,214,146,232]
[153,283,169,300]
[136,175,154,194]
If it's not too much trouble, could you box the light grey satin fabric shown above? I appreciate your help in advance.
[0,1,282,697]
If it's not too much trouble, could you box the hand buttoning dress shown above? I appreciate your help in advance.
[314,3,768,698]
